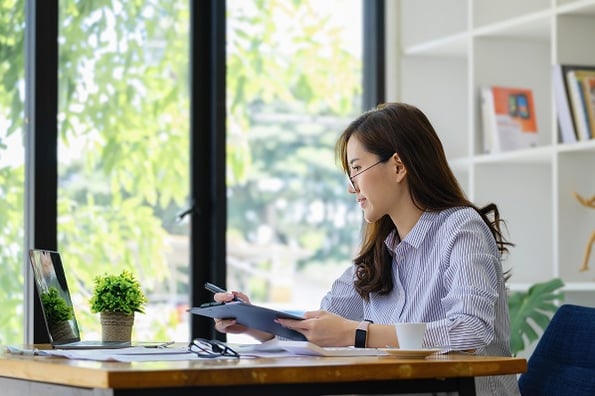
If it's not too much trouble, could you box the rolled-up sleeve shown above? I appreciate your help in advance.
[320,266,364,321]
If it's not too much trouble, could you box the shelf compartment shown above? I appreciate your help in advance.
[473,10,551,40]
[556,13,595,64]
[473,36,552,151]
[403,32,468,57]
[400,0,467,50]
[556,0,595,16]
[400,56,469,160]
[474,162,553,284]
[473,0,551,28]
[557,151,595,283]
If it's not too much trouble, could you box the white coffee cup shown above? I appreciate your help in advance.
[395,322,426,349]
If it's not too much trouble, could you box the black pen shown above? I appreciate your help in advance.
[204,282,244,302]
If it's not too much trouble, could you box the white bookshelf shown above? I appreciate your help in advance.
[388,0,595,300]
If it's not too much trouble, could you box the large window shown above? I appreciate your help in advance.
[0,0,25,346]
[0,0,379,345]
[226,0,364,329]
[57,1,191,342]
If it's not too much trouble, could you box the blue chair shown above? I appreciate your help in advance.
[518,304,595,395]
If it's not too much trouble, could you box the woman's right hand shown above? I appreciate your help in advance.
[212,291,274,342]
[213,290,250,304]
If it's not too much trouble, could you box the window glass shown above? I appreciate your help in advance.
[57,1,190,342]
[0,0,25,345]
[226,0,363,337]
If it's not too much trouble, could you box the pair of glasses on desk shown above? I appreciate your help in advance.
[188,338,240,358]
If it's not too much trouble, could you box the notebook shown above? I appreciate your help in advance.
[28,249,169,349]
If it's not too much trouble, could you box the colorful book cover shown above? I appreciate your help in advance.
[481,86,538,152]
[581,75,595,139]
[566,70,595,140]
[552,65,595,143]
[552,64,578,143]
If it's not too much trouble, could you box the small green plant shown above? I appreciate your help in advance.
[508,277,565,356]
[41,287,73,324]
[90,270,147,315]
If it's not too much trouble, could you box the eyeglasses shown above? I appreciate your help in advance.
[348,158,388,191]
[188,338,240,359]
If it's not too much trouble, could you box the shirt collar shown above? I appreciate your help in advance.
[384,210,438,252]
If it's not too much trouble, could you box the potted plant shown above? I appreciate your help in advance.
[90,270,147,342]
[40,286,76,340]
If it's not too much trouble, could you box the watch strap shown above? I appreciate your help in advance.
[354,320,373,348]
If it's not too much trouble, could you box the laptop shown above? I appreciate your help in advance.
[28,249,168,349]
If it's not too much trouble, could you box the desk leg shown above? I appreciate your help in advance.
[457,377,477,396]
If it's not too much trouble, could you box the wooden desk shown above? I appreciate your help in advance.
[0,347,526,396]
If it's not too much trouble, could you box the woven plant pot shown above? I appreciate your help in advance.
[50,320,75,341]
[100,311,134,342]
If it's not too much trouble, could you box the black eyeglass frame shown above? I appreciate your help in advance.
[188,338,240,358]
[347,156,392,191]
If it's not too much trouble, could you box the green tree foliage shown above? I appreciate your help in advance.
[0,0,25,345]
[55,0,189,336]
[226,0,363,292]
[227,0,361,185]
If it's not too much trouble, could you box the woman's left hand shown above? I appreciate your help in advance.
[276,310,357,346]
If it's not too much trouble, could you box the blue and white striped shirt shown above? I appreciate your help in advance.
[320,207,520,395]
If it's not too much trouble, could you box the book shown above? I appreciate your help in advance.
[583,76,595,138]
[566,69,595,140]
[552,64,595,143]
[480,86,538,153]
[552,64,578,143]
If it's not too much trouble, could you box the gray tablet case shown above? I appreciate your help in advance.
[189,302,306,341]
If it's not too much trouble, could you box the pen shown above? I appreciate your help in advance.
[204,282,244,302]
[143,341,176,349]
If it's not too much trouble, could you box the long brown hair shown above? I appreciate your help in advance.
[335,103,512,299]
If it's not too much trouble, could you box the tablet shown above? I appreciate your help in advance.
[188,302,306,341]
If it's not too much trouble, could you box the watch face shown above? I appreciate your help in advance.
[354,320,372,348]
[355,328,367,348]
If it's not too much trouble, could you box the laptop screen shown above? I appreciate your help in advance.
[29,249,82,344]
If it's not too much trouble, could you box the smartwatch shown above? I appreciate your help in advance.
[354,320,373,348]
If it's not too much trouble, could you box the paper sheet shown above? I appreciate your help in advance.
[6,345,227,362]
[6,341,391,361]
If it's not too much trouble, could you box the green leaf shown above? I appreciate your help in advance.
[40,287,74,324]
[508,278,565,356]
[90,270,147,315]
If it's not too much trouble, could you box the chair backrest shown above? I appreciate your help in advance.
[518,304,595,395]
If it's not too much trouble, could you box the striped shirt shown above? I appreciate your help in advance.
[319,207,520,395]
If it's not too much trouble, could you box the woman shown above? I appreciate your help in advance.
[214,103,519,395]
